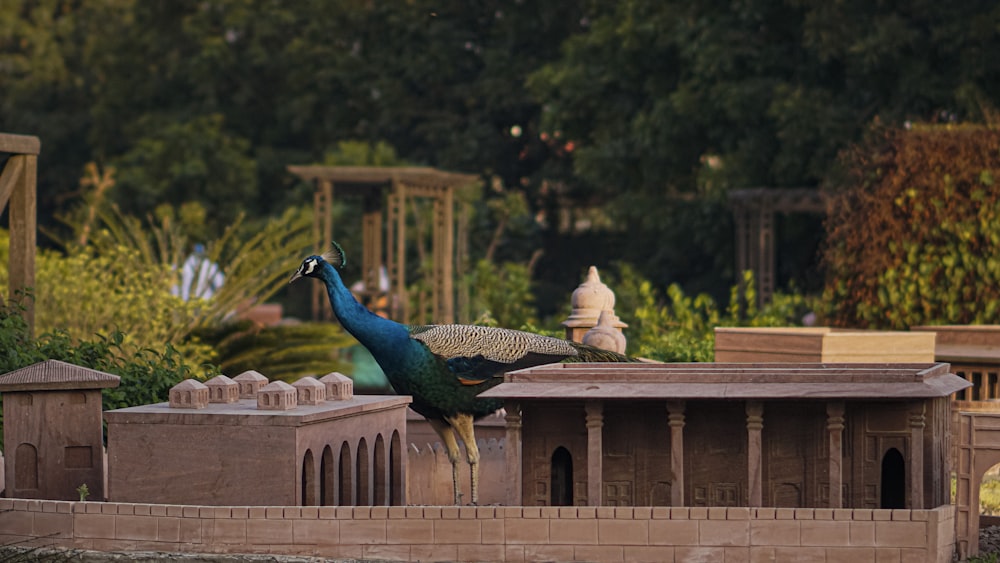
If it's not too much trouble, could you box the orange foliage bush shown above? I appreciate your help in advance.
[822,123,1000,328]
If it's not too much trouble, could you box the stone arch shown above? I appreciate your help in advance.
[390,430,403,505]
[14,443,38,491]
[302,449,316,506]
[551,446,573,506]
[321,445,335,506]
[373,434,387,505]
[339,442,353,505]
[356,437,370,505]
[880,447,906,509]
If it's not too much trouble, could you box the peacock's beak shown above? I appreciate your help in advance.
[289,271,303,284]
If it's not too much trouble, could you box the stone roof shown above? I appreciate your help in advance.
[0,359,120,392]
[479,362,969,401]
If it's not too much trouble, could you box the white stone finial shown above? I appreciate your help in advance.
[562,266,627,343]
[582,310,628,354]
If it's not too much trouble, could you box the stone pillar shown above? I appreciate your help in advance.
[826,401,845,508]
[504,402,523,506]
[909,402,926,509]
[562,266,627,343]
[667,400,686,506]
[746,401,764,506]
[585,400,604,506]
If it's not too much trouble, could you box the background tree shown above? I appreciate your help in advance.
[822,123,1000,329]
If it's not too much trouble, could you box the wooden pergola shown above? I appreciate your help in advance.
[288,165,479,325]
[729,187,827,306]
[0,133,39,335]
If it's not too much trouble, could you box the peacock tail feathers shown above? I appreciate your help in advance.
[409,324,577,364]
[565,341,635,363]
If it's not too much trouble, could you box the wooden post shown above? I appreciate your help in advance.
[0,133,40,336]
[585,400,604,506]
[826,401,845,508]
[667,400,686,506]
[746,401,764,506]
[312,178,334,321]
[504,401,523,506]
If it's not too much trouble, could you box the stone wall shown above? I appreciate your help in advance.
[0,499,955,563]
[407,438,506,506]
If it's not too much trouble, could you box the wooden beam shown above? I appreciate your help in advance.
[0,133,41,155]
[0,154,25,212]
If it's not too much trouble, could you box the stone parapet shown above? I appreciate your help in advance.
[0,498,955,563]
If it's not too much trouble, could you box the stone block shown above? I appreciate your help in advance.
[434,519,481,543]
[116,515,158,541]
[549,518,598,544]
[801,520,850,546]
[599,518,648,545]
[749,519,799,546]
[340,519,386,544]
[625,545,676,562]
[700,519,749,547]
[574,545,625,562]
[827,547,877,563]
[505,517,549,543]
[458,544,506,562]
[386,519,434,544]
[650,519,699,545]
[875,521,926,548]
[675,546,726,562]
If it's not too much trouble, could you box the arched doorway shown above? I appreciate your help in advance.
[390,430,403,505]
[374,434,387,505]
[357,438,370,505]
[339,442,353,505]
[321,445,335,506]
[880,448,905,509]
[551,447,573,506]
[302,449,316,505]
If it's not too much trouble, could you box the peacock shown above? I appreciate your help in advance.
[290,242,633,505]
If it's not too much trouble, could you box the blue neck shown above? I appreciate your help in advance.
[315,261,411,361]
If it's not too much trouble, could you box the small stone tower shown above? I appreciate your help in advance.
[0,360,120,501]
[562,266,627,348]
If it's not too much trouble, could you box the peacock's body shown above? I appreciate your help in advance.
[290,242,633,504]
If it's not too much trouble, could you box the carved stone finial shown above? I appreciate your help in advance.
[257,381,297,410]
[233,370,268,399]
[205,374,239,404]
[582,310,628,354]
[562,266,627,343]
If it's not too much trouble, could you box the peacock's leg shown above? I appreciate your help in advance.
[428,418,463,504]
[447,413,480,505]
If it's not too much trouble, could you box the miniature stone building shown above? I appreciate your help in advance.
[233,369,267,398]
[105,373,410,506]
[0,360,120,500]
[912,325,1000,407]
[205,374,239,404]
[481,362,968,509]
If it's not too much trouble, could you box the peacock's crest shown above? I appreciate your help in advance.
[322,241,347,269]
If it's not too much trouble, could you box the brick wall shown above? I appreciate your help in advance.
[0,499,954,563]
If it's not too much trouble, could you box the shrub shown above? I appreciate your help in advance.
[822,123,1000,328]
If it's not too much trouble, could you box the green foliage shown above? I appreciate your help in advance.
[822,124,1000,328]
[466,259,538,329]
[200,320,355,384]
[0,296,196,446]
[608,265,816,361]
[0,229,210,364]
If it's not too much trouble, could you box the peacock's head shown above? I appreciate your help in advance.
[289,241,347,283]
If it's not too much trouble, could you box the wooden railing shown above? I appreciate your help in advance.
[0,132,40,335]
